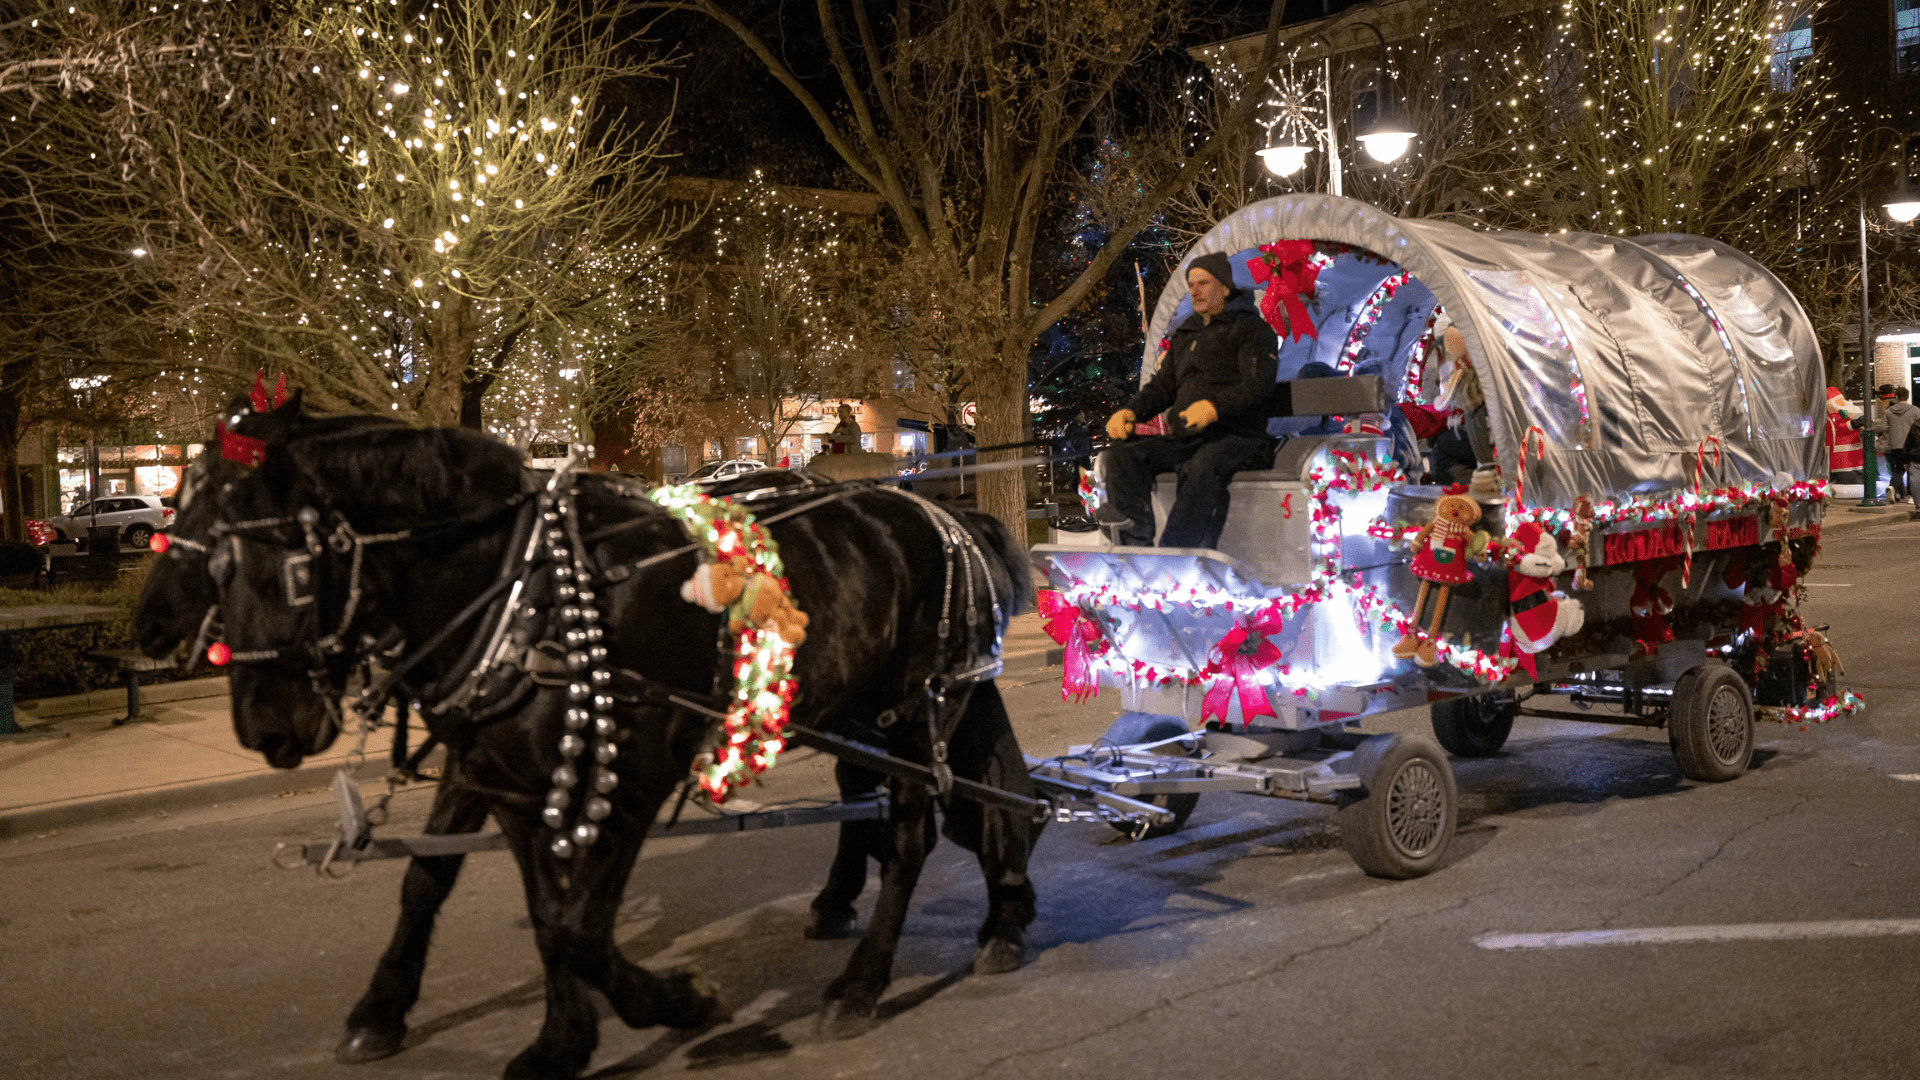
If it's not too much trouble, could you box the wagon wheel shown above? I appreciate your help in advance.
[1429,692,1518,757]
[1099,714,1199,840]
[1337,734,1456,879]
[1669,663,1754,782]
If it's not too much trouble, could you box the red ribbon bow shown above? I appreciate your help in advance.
[1201,604,1287,726]
[1248,240,1321,342]
[1038,590,1107,703]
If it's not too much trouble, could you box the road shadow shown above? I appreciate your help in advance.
[1450,734,1782,823]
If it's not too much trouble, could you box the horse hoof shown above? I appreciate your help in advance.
[815,998,878,1041]
[335,1024,405,1064]
[972,937,1025,976]
[804,908,859,940]
[663,968,733,1030]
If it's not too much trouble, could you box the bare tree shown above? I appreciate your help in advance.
[645,0,1291,539]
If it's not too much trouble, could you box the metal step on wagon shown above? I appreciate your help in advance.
[1027,194,1861,879]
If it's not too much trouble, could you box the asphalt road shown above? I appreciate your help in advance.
[6,519,1920,1080]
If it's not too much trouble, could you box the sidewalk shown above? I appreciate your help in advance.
[0,614,1063,839]
[0,676,393,839]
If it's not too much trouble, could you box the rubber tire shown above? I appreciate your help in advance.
[124,524,153,550]
[1430,692,1517,757]
[1669,663,1754,782]
[1099,714,1199,840]
[1337,734,1457,880]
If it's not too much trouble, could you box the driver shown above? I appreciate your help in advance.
[1101,252,1279,548]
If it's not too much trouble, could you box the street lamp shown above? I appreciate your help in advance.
[1887,175,1920,223]
[1257,133,1312,178]
[1351,22,1415,164]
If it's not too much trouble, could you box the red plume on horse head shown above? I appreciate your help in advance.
[225,372,291,465]
[248,371,290,413]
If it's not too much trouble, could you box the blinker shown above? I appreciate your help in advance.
[149,533,170,554]
[207,642,232,667]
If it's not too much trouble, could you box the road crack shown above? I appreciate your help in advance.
[1600,795,1808,926]
[960,889,1490,1079]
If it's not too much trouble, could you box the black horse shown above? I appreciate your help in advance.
[134,398,1043,1079]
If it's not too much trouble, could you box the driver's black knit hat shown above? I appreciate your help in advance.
[1185,251,1242,296]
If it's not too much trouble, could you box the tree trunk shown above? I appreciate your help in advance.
[458,369,494,430]
[0,398,23,543]
[973,344,1029,550]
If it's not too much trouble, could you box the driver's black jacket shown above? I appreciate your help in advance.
[1124,291,1279,440]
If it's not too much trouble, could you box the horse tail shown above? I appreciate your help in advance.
[952,508,1034,620]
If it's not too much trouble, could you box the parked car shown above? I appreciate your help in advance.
[48,495,174,549]
[23,520,54,547]
[687,458,768,482]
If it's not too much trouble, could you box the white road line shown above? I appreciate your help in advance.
[1475,920,1920,950]
[1889,774,1920,782]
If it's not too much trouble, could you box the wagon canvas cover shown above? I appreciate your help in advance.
[1142,194,1826,509]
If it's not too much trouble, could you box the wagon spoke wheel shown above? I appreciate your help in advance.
[1669,662,1754,782]
[1337,734,1457,879]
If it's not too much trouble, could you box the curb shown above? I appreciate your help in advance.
[13,675,229,726]
[1823,507,1913,534]
[0,755,390,840]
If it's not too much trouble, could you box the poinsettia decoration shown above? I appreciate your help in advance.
[1249,239,1322,341]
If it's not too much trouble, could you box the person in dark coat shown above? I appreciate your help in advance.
[1101,251,1279,548]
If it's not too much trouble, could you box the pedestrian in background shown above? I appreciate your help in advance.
[1887,386,1919,503]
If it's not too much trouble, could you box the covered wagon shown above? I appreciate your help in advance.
[1027,193,1859,878]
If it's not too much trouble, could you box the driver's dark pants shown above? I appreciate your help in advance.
[1101,432,1275,548]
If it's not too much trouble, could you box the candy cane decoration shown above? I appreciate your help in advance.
[1691,436,1723,496]
[1513,425,1547,508]
[1680,437,1723,589]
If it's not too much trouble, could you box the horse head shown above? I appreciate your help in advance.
[133,390,302,661]
[200,411,527,769]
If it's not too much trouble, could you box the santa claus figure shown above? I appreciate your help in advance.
[1505,521,1585,671]
[1825,387,1864,490]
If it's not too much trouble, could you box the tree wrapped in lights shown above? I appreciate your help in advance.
[1487,0,1830,248]
[653,0,1293,540]
[2,0,684,426]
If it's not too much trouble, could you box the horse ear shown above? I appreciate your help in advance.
[273,388,303,417]
[249,371,270,413]
[271,373,288,408]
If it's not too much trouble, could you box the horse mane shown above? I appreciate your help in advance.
[266,423,529,529]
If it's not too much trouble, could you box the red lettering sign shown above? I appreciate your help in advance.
[1602,515,1760,565]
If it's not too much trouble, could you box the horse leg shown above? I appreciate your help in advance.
[818,781,935,1039]
[498,813,725,1080]
[807,760,887,939]
[496,812,606,1080]
[957,685,1041,975]
[337,782,491,1064]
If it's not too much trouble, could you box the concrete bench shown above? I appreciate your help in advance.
[85,650,175,726]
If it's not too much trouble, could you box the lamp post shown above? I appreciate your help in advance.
[1257,22,1415,191]
[1858,153,1920,508]
[1860,193,1884,506]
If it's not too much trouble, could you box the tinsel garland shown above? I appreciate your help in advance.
[1764,690,1865,730]
[1048,460,1845,706]
[650,483,798,801]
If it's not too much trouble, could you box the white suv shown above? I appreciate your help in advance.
[49,495,175,550]
[687,459,767,482]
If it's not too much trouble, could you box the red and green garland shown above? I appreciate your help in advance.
[651,484,798,802]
